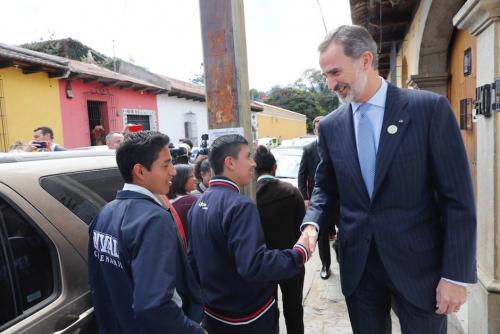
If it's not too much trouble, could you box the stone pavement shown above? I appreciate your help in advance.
[278,247,402,334]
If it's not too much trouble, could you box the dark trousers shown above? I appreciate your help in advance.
[345,242,447,334]
[205,303,279,334]
[274,268,305,334]
[318,221,334,269]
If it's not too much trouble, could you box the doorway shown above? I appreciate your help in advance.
[87,100,108,146]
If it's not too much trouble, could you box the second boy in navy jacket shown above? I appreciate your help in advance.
[188,134,311,334]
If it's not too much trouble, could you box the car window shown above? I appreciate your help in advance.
[40,168,124,225]
[0,240,16,326]
[0,200,56,326]
[275,154,301,179]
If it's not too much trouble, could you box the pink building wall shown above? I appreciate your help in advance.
[58,79,159,148]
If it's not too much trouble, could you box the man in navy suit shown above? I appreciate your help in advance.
[301,25,476,333]
[298,116,337,280]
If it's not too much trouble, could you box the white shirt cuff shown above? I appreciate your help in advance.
[442,277,467,287]
[300,222,319,232]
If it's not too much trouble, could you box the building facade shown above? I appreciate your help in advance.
[59,61,165,148]
[253,101,307,139]
[0,44,68,150]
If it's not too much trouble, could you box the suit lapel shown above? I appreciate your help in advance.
[372,84,410,199]
[337,104,369,201]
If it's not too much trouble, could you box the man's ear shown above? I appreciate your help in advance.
[132,163,144,183]
[362,51,373,70]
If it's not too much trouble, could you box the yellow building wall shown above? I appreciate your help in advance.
[394,0,431,86]
[0,67,63,151]
[256,113,306,139]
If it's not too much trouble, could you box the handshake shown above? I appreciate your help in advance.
[294,225,318,263]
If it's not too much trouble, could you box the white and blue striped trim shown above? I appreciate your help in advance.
[293,243,309,263]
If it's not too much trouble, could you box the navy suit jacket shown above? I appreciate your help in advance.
[304,84,477,312]
[298,139,320,200]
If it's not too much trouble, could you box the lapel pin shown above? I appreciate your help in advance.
[387,125,398,135]
[398,119,404,124]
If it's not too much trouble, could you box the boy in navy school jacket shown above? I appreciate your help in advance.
[188,134,312,334]
[88,131,206,334]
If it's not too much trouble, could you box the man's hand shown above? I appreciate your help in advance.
[301,225,318,254]
[435,279,467,315]
[304,200,310,209]
[24,140,36,152]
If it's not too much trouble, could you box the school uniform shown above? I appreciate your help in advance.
[88,184,204,334]
[188,176,308,334]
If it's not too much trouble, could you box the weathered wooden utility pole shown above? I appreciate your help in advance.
[199,0,255,196]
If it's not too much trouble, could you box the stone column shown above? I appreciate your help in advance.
[454,0,500,332]
[407,73,449,96]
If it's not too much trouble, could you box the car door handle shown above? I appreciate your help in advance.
[53,307,94,334]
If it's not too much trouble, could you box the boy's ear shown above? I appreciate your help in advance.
[132,163,144,182]
[223,155,234,171]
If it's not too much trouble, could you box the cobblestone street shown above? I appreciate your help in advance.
[279,246,401,334]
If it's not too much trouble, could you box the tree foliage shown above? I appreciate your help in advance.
[190,63,205,85]
[264,69,339,133]
[266,87,325,133]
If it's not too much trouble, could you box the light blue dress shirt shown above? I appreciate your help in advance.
[351,77,387,153]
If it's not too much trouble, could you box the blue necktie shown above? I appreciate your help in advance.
[356,103,376,198]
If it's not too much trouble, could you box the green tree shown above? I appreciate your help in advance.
[190,63,205,85]
[295,68,339,113]
[266,86,325,133]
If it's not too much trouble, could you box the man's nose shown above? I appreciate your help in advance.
[327,78,337,91]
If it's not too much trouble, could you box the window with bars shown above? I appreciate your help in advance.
[460,98,473,131]
[463,48,472,76]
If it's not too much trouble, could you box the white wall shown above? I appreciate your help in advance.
[156,94,208,146]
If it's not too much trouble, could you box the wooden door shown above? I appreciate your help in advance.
[449,29,477,195]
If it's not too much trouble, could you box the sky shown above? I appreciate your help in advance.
[0,0,351,91]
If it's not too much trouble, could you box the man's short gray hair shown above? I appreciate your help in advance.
[106,131,122,144]
[318,25,379,69]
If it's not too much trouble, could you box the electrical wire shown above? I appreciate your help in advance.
[316,0,328,34]
[379,0,382,54]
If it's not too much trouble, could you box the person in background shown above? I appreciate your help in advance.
[298,116,336,280]
[25,126,65,152]
[178,143,192,162]
[106,132,125,150]
[192,156,212,195]
[8,140,27,152]
[168,164,198,236]
[180,138,194,156]
[92,125,106,146]
[88,131,205,334]
[254,145,306,334]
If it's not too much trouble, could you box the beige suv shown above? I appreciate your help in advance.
[0,153,123,334]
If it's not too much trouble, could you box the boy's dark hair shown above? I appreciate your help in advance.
[34,126,54,139]
[194,156,211,180]
[254,145,276,176]
[208,134,248,175]
[116,131,170,183]
[168,164,193,199]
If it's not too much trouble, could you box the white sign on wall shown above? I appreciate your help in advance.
[208,127,245,143]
